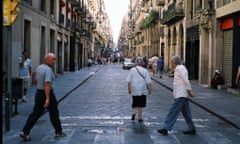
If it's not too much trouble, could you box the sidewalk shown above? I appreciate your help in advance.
[2,66,103,134]
[150,72,240,130]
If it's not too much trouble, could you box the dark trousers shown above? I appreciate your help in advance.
[22,90,62,135]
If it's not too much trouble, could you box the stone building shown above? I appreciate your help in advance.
[3,0,112,83]
[121,0,240,88]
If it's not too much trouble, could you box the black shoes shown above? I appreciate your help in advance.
[157,129,196,136]
[183,129,196,135]
[20,131,31,141]
[55,132,66,138]
[131,114,143,122]
[138,118,143,122]
[157,129,168,136]
[131,114,136,120]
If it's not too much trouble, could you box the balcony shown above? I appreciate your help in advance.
[71,0,81,7]
[90,22,97,30]
[59,14,65,25]
[160,2,184,25]
[216,0,240,18]
[134,25,141,35]
[140,10,159,29]
[66,19,71,29]
[71,22,76,30]
[143,0,149,3]
[156,0,165,6]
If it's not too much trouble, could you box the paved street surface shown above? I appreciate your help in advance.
[2,64,240,144]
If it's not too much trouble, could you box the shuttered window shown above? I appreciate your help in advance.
[223,30,233,87]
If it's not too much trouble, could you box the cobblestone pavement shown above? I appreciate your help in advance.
[2,64,240,144]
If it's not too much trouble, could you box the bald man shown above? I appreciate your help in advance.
[20,53,65,141]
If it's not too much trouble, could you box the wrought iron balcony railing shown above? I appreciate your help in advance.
[140,10,159,29]
[160,2,184,25]
[156,0,165,6]
[59,14,65,25]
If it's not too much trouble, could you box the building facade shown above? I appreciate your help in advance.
[215,0,240,88]
[120,0,240,88]
[3,0,113,84]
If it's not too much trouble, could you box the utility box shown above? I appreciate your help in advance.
[12,78,23,99]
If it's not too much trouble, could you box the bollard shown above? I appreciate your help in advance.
[4,92,10,131]
[11,78,23,115]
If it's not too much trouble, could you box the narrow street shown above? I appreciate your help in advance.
[2,0,240,144]
[3,64,239,144]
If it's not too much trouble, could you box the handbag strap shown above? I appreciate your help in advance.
[135,67,145,80]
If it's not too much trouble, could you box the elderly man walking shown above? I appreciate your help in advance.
[157,55,196,136]
[20,53,65,141]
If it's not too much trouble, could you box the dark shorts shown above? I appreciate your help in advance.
[132,95,147,108]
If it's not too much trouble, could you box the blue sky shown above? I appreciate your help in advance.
[104,0,129,43]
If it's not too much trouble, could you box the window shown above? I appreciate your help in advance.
[40,0,46,12]
[50,0,55,15]
[223,0,230,5]
[22,0,32,5]
[24,20,31,53]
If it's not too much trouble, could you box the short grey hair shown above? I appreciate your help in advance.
[171,55,182,65]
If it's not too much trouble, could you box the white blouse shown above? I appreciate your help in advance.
[126,66,151,96]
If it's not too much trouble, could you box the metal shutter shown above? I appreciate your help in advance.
[223,30,233,87]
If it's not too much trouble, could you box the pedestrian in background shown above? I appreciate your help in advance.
[19,51,32,102]
[87,57,92,69]
[157,56,164,78]
[126,57,152,122]
[157,55,196,136]
[151,55,158,77]
[20,53,65,141]
[142,56,148,68]
[235,65,240,94]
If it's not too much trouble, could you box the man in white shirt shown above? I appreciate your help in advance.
[157,55,196,136]
[126,57,152,122]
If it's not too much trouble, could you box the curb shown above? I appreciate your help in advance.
[151,77,240,130]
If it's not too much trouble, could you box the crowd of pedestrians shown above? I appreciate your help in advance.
[88,56,124,66]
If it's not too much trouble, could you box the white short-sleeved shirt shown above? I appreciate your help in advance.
[126,66,151,96]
